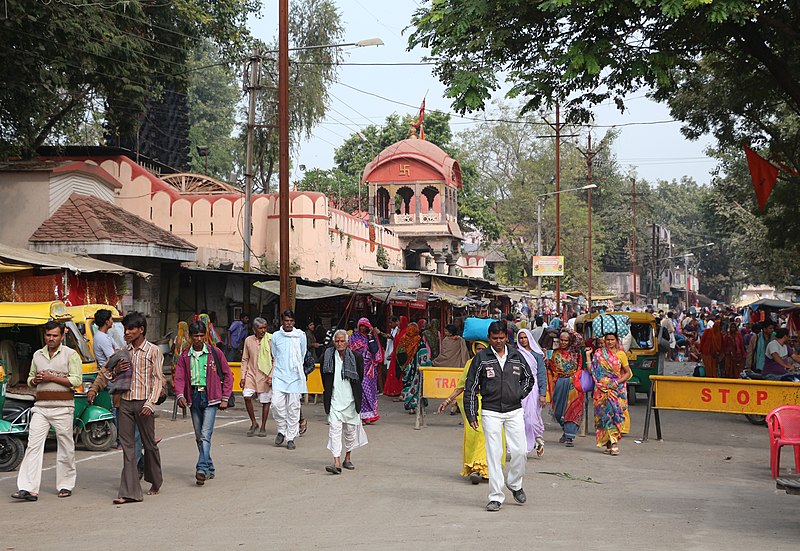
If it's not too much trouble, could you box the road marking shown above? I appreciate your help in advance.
[0,418,249,483]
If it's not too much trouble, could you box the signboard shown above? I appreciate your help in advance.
[532,256,564,277]
[419,367,463,399]
[652,376,800,415]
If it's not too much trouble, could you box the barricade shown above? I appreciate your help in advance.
[416,366,463,430]
[643,375,800,441]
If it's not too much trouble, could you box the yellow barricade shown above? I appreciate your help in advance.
[643,375,800,441]
[419,366,463,399]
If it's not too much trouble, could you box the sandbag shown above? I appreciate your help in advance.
[591,314,630,339]
[462,317,494,342]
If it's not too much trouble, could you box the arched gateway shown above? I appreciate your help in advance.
[362,134,463,274]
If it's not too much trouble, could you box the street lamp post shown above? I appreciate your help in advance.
[536,183,598,310]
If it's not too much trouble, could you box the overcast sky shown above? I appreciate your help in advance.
[249,0,718,186]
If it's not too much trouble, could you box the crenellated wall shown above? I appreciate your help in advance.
[77,156,403,281]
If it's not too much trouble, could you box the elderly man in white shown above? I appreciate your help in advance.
[321,330,368,474]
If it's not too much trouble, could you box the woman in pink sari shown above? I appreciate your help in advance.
[348,318,383,423]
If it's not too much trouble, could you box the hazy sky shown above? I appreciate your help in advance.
[249,1,718,186]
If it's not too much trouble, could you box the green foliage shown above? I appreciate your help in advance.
[187,40,240,181]
[376,245,390,269]
[247,0,345,191]
[0,0,259,158]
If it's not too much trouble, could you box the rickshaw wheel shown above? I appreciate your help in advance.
[744,414,767,426]
[81,420,118,451]
[0,436,24,472]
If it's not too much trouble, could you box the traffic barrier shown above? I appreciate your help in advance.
[643,375,800,441]
[414,366,462,430]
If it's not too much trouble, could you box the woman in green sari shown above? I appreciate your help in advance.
[397,323,428,414]
[437,341,504,484]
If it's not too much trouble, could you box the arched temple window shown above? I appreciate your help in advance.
[421,185,440,213]
[376,187,391,223]
[394,186,414,214]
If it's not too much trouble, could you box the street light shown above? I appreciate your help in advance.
[677,242,715,310]
[535,183,598,307]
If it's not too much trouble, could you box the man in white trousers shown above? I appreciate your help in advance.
[464,320,535,512]
[268,310,307,450]
[13,321,82,501]
[321,330,368,474]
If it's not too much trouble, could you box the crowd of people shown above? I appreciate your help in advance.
[10,306,660,511]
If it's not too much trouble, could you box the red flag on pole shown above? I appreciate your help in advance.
[412,99,425,140]
[743,145,778,211]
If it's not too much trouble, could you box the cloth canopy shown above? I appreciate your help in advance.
[0,243,150,278]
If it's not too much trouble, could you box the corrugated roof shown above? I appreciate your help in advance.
[29,193,195,251]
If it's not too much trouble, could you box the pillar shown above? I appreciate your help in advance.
[434,251,446,274]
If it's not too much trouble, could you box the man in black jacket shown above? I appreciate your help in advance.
[465,320,535,512]
[321,330,368,474]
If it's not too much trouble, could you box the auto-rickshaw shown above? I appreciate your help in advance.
[66,304,125,373]
[580,311,661,404]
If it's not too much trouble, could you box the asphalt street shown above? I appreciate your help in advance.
[2,362,798,551]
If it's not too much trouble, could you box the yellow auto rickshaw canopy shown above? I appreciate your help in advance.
[0,301,73,327]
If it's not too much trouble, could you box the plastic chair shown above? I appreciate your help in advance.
[766,405,800,479]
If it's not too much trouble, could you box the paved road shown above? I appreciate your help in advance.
[2,362,797,550]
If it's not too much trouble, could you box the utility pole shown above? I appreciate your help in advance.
[631,177,638,305]
[576,134,602,313]
[242,48,260,314]
[541,103,577,316]
[278,0,290,313]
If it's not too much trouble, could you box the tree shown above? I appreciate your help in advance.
[187,40,240,181]
[247,0,345,192]
[0,0,259,159]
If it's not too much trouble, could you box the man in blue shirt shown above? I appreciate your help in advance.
[225,313,250,361]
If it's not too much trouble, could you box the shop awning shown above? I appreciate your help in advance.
[0,260,32,273]
[253,280,377,300]
[0,243,150,278]
[747,298,794,310]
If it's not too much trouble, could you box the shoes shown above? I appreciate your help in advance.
[11,490,38,502]
[257,428,267,438]
[195,471,206,486]
[610,445,620,456]
[325,465,342,475]
[565,439,574,448]
[286,440,296,450]
[208,473,215,480]
[469,472,481,485]
[275,433,285,446]
[299,418,308,435]
[486,501,502,512]
[247,425,257,437]
[558,436,567,444]
[507,485,526,504]
[342,461,355,470]
[535,438,545,457]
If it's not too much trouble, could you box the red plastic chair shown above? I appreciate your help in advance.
[766,405,800,479]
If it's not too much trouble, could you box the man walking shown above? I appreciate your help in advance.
[225,312,249,361]
[240,317,272,437]
[269,310,307,450]
[464,320,534,512]
[173,321,233,486]
[12,321,81,501]
[322,330,368,474]
[113,312,165,504]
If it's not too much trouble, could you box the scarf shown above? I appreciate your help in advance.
[278,327,304,378]
[257,332,273,376]
[197,313,222,346]
[399,324,422,365]
[471,340,489,355]
[432,335,470,367]
[322,347,360,381]
[517,328,544,356]
[173,321,191,356]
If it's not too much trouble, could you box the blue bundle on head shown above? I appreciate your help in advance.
[591,314,630,339]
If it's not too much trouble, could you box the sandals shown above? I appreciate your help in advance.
[12,490,38,502]
[112,497,139,505]
[299,418,308,436]
[610,445,620,456]
[247,425,258,437]
[325,465,342,475]
[58,489,72,498]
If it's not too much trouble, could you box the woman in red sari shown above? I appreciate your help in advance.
[382,316,407,398]
[722,321,746,378]
[699,320,723,378]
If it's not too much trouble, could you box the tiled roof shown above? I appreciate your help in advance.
[29,193,196,251]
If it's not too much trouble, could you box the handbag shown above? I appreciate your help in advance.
[303,349,316,376]
[574,368,594,393]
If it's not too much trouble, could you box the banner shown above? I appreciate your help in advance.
[532,256,564,277]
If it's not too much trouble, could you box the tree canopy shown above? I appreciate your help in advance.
[0,0,259,159]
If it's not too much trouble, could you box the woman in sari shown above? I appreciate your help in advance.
[437,341,504,483]
[397,323,426,413]
[422,319,441,360]
[196,313,222,348]
[348,317,383,423]
[172,321,192,357]
[591,333,632,456]
[516,329,546,457]
[546,330,585,447]
[383,316,407,398]
[722,322,745,378]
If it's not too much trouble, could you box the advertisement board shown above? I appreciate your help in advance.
[532,256,565,277]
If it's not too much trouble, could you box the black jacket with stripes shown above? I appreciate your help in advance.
[464,345,534,424]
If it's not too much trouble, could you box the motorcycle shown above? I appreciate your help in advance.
[739,369,800,426]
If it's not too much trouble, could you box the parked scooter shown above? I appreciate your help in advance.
[739,369,800,426]
[1,379,117,466]
[0,381,26,471]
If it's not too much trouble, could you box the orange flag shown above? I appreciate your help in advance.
[412,99,425,140]
[743,145,778,211]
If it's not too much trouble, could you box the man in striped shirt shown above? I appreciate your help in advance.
[113,312,165,505]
